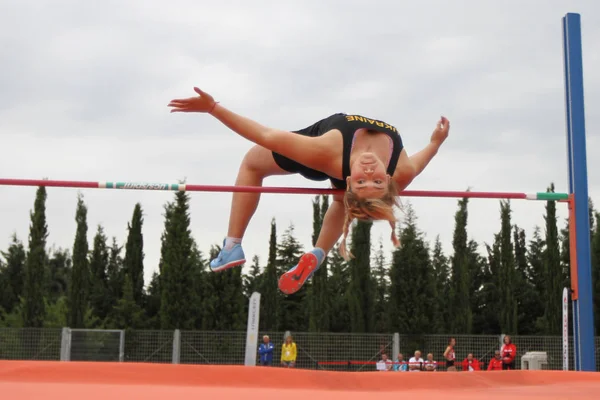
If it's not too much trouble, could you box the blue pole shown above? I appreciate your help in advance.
[562,13,596,372]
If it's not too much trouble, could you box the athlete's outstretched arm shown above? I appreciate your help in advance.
[393,116,450,190]
[168,87,332,171]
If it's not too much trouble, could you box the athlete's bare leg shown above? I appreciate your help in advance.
[210,145,290,271]
[227,145,291,238]
[314,195,345,253]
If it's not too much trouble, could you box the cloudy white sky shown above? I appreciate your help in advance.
[1,0,599,286]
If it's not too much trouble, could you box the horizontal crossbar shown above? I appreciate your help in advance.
[0,178,569,201]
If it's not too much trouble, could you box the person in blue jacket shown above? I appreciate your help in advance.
[258,335,274,366]
[393,352,408,372]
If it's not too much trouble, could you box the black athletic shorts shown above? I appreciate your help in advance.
[271,115,340,183]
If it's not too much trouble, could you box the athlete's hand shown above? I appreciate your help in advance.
[430,116,450,146]
[168,87,218,113]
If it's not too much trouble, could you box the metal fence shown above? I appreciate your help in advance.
[1,328,599,371]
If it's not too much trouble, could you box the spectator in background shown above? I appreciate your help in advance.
[501,335,517,370]
[258,335,274,366]
[461,353,481,371]
[409,350,424,372]
[444,337,457,371]
[376,353,393,371]
[424,353,438,372]
[488,350,504,371]
[393,353,408,372]
[280,335,297,368]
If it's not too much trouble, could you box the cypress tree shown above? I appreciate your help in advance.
[328,247,350,332]
[159,192,196,329]
[481,236,501,334]
[542,184,562,334]
[68,193,90,329]
[123,203,145,306]
[200,245,218,330]
[277,224,305,331]
[260,219,279,330]
[513,226,538,334]
[106,238,124,312]
[372,239,390,333]
[0,235,26,314]
[431,236,450,333]
[449,197,472,333]
[47,248,71,303]
[467,239,485,333]
[498,200,517,333]
[109,273,145,329]
[190,242,208,329]
[205,243,246,331]
[89,225,110,321]
[308,195,330,332]
[347,219,374,333]
[388,204,431,334]
[244,255,262,298]
[22,186,48,327]
[527,228,547,333]
[144,272,161,329]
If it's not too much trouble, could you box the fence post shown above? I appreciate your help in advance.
[119,330,125,362]
[60,327,71,361]
[393,333,400,360]
[172,329,181,364]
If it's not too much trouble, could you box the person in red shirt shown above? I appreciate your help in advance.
[461,353,481,371]
[501,335,517,370]
[443,337,457,372]
[487,350,504,371]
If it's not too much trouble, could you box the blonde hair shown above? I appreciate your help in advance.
[339,179,401,260]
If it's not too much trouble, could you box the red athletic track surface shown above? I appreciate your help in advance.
[1,361,599,400]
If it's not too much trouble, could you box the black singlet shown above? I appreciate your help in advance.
[272,113,404,189]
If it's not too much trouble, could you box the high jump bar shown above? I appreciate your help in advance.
[0,178,569,201]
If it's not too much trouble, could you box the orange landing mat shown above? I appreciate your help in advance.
[1,361,599,400]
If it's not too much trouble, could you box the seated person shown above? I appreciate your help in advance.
[461,353,481,371]
[393,353,408,372]
[423,353,438,372]
[376,353,393,371]
[409,350,424,372]
[487,350,504,371]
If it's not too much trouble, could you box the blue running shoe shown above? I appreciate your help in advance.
[210,240,246,272]
[278,248,325,295]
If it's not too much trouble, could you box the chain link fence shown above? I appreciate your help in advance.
[0,328,598,371]
[66,329,124,362]
[124,330,174,363]
[179,331,246,365]
[0,328,62,360]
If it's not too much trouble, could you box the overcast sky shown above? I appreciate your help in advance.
[1,0,599,286]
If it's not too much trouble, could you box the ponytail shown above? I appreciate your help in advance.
[338,213,354,261]
[340,179,402,261]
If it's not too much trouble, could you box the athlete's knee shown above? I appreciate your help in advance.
[240,146,268,175]
[239,145,283,178]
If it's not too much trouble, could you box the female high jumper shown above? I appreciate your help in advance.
[168,87,450,295]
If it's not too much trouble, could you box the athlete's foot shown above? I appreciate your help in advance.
[278,249,325,295]
[210,239,246,272]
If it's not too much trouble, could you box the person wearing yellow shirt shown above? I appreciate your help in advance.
[280,335,297,368]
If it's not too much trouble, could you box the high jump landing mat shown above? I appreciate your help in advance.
[1,361,599,399]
